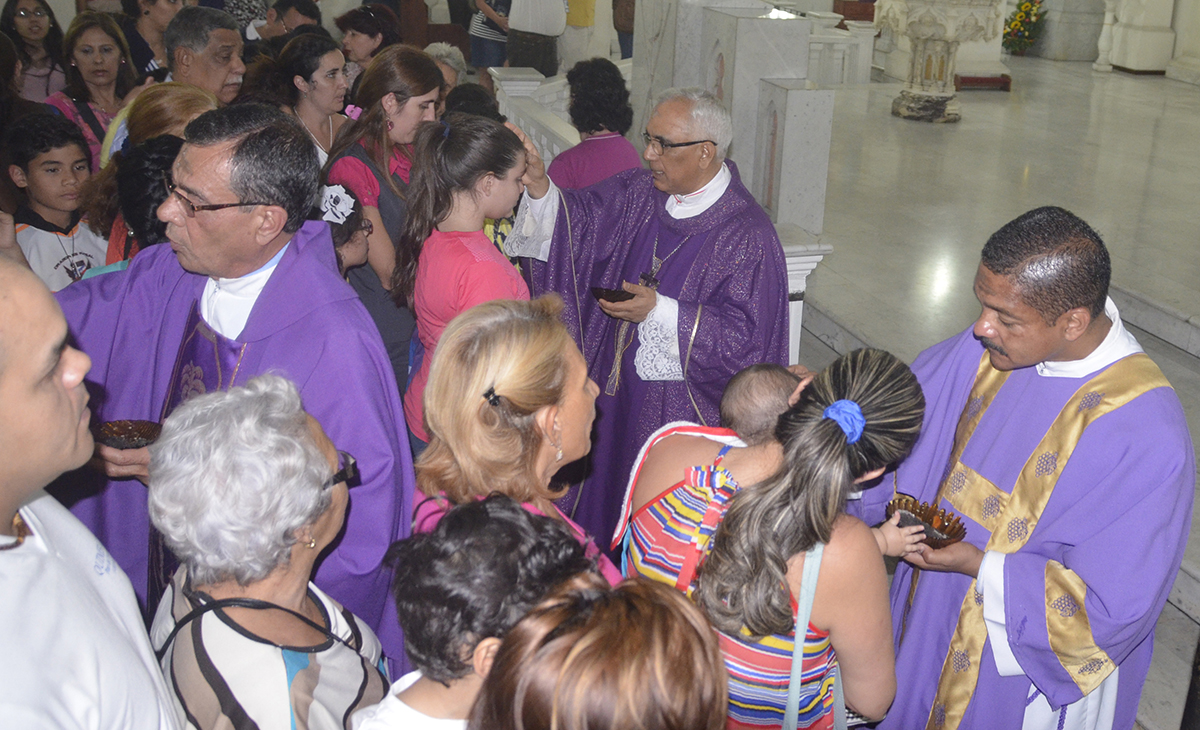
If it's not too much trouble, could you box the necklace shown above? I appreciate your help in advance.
[643,232,692,289]
[0,513,30,551]
[53,226,87,282]
[298,110,333,152]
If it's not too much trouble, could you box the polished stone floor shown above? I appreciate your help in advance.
[803,56,1200,365]
[794,57,1200,730]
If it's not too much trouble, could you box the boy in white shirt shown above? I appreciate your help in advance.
[352,495,598,729]
[6,113,108,291]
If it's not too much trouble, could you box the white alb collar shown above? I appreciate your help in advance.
[200,243,290,339]
[665,163,730,220]
[1035,297,1142,378]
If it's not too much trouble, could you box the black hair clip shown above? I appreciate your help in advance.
[441,119,451,138]
[482,386,501,406]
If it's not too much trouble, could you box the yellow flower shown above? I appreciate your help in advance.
[1015,11,1025,20]
[1021,2,1031,9]
[1010,20,1020,28]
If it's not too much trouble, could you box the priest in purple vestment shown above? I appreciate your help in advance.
[851,207,1194,730]
[506,88,789,551]
[52,105,416,672]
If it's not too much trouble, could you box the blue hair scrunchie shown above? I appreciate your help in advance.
[823,399,865,445]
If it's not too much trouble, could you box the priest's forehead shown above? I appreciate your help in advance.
[649,97,701,141]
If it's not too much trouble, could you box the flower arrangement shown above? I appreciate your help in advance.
[1002,0,1043,54]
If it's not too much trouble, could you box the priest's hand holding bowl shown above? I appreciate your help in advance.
[598,281,657,322]
[902,539,984,578]
[90,445,151,485]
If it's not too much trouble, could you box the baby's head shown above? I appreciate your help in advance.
[5,114,90,219]
[719,363,802,445]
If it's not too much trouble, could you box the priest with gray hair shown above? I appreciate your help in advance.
[506,87,789,549]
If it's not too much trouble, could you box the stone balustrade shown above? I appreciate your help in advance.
[806,13,877,85]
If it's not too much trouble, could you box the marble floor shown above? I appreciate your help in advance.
[792,57,1200,730]
[802,56,1200,365]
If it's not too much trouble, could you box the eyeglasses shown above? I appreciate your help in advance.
[325,450,359,488]
[642,132,715,156]
[163,173,270,218]
[15,7,48,18]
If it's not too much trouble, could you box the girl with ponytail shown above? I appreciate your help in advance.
[616,348,926,728]
[394,111,530,451]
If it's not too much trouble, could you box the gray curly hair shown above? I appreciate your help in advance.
[148,374,333,586]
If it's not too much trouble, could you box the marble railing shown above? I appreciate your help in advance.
[490,68,580,167]
[806,12,877,85]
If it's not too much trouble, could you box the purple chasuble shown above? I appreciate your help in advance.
[53,221,416,674]
[145,304,251,615]
[521,163,788,551]
[850,327,1193,730]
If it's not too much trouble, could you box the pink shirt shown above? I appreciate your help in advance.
[546,132,643,189]
[44,92,115,172]
[413,493,624,585]
[326,144,413,207]
[405,229,529,441]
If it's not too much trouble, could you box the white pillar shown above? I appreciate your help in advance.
[778,229,833,364]
[1110,0,1177,71]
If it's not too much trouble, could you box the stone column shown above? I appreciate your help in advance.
[1110,0,1177,72]
[878,0,1003,123]
[778,228,833,364]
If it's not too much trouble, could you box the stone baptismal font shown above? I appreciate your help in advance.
[876,0,1003,122]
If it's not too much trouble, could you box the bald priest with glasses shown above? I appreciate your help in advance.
[52,104,417,676]
[505,87,789,551]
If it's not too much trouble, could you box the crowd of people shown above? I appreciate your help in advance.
[0,4,1194,730]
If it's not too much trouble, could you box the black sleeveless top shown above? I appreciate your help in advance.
[332,143,415,397]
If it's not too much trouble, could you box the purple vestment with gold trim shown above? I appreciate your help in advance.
[853,327,1193,729]
[53,221,415,672]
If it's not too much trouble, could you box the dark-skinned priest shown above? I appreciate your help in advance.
[506,87,789,550]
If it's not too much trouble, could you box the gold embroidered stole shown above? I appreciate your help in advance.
[922,352,1169,730]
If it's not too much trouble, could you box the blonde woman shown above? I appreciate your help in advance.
[412,295,620,583]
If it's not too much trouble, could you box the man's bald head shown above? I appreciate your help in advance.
[720,364,802,446]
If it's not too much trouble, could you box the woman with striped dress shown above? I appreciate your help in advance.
[614,349,926,729]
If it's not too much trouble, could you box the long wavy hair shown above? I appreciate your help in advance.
[81,82,216,237]
[694,348,925,638]
[0,0,63,81]
[324,44,441,200]
[61,12,139,103]
[242,32,340,108]
[390,112,522,304]
[416,295,574,513]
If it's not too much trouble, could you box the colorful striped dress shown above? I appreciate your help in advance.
[614,424,838,730]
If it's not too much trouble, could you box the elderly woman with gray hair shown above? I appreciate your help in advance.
[147,374,388,730]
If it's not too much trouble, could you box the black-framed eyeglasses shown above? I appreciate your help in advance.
[15,7,48,18]
[325,450,359,488]
[163,173,271,218]
[642,132,716,156]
